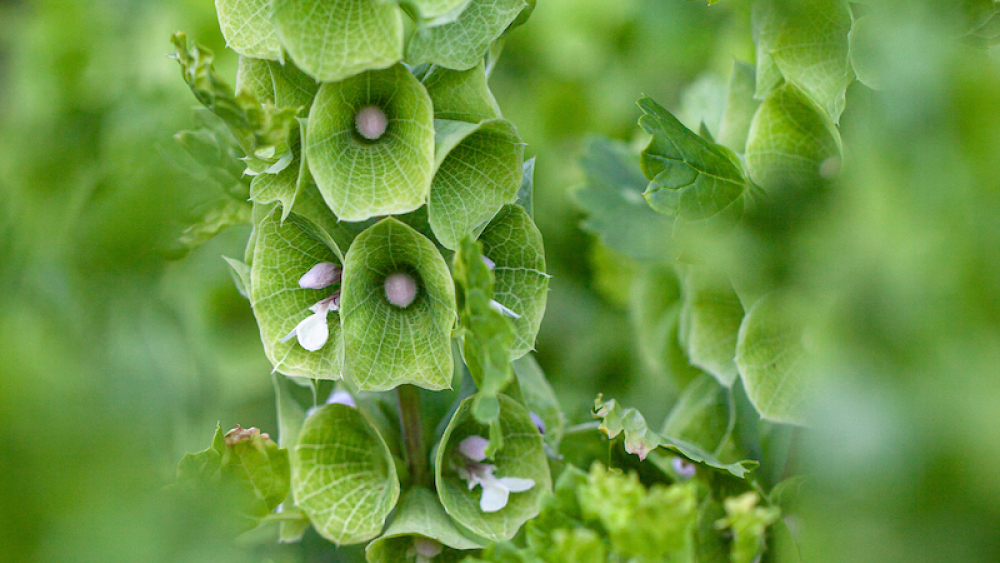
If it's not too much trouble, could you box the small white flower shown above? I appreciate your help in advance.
[454,435,534,513]
[355,105,388,140]
[529,411,546,435]
[282,290,340,351]
[489,299,521,319]
[672,456,697,480]
[481,255,496,270]
[408,537,443,563]
[326,389,356,408]
[299,262,341,289]
[385,271,418,308]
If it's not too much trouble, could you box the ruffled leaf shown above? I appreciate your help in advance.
[593,396,757,479]
[436,395,551,542]
[576,136,675,263]
[340,218,457,391]
[270,0,403,82]
[406,0,528,70]
[638,97,751,225]
[428,119,524,250]
[250,208,345,379]
[291,404,400,545]
[306,64,435,221]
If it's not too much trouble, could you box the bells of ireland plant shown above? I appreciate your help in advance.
[306,64,436,221]
[435,394,551,542]
[339,218,457,391]
[249,207,346,379]
[291,403,400,545]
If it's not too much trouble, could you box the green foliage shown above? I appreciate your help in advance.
[366,488,483,563]
[291,404,401,545]
[406,0,529,69]
[715,493,780,563]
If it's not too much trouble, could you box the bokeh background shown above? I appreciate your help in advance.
[2,0,999,561]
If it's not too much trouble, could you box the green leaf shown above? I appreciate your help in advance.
[171,34,299,170]
[216,0,283,60]
[848,15,881,91]
[306,64,435,221]
[678,72,728,142]
[576,136,675,263]
[453,236,515,422]
[269,60,321,110]
[715,492,780,563]
[717,61,760,154]
[291,404,400,545]
[250,208,345,379]
[679,267,745,387]
[177,423,226,484]
[270,0,404,82]
[744,83,842,193]
[422,62,502,123]
[479,205,549,358]
[249,126,305,219]
[593,396,757,479]
[662,374,735,457]
[436,394,551,542]
[752,0,854,122]
[516,157,535,217]
[638,97,750,224]
[365,487,483,563]
[512,354,564,451]
[428,119,524,250]
[629,265,702,387]
[735,293,809,425]
[406,0,528,70]
[340,218,457,391]
[400,0,475,27]
[222,428,292,518]
[169,198,252,259]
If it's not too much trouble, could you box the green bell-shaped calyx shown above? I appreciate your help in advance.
[340,218,457,391]
[401,0,474,26]
[270,0,403,82]
[745,83,842,192]
[250,208,345,379]
[215,0,283,60]
[406,0,528,70]
[306,65,435,221]
[678,267,745,387]
[291,404,400,545]
[365,488,483,563]
[422,62,501,123]
[428,119,524,250]
[477,204,548,359]
[435,394,550,542]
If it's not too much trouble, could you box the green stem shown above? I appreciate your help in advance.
[564,421,602,435]
[397,384,429,487]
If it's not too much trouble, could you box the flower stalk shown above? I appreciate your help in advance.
[397,384,429,487]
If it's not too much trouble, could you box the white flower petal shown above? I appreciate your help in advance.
[458,435,490,462]
[296,311,330,351]
[480,481,510,513]
[481,255,496,270]
[498,477,535,493]
[326,390,355,407]
[489,300,521,319]
[299,262,341,289]
[413,537,443,558]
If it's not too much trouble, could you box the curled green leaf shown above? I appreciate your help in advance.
[340,218,457,391]
[306,64,435,221]
[291,404,400,545]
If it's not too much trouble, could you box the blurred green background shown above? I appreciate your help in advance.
[2,0,1000,561]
